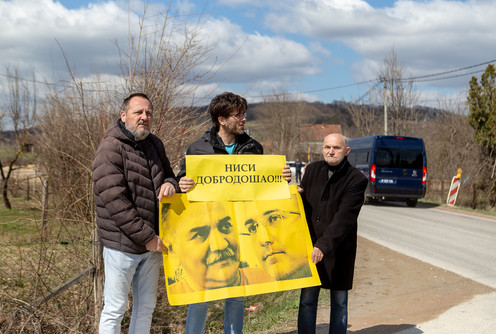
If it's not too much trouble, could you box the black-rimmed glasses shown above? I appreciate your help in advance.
[229,112,247,120]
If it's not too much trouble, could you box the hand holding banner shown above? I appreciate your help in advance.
[159,185,321,305]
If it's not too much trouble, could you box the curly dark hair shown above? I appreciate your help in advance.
[209,92,247,128]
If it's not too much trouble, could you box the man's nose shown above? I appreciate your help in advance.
[257,226,273,246]
[209,230,229,251]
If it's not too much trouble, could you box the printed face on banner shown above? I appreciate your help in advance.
[239,194,311,281]
[166,202,241,290]
[160,184,321,306]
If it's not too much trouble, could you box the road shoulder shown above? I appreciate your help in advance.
[319,237,495,333]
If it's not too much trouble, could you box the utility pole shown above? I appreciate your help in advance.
[383,77,388,135]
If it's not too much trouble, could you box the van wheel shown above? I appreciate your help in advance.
[406,199,418,207]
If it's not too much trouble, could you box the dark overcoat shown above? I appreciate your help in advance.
[300,158,368,290]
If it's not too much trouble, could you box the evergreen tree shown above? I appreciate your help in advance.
[467,64,496,205]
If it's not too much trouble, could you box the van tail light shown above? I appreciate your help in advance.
[370,163,377,182]
[422,166,427,185]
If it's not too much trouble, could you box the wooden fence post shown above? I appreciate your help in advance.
[93,228,104,329]
[440,179,445,203]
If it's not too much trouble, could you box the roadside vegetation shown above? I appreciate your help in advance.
[0,198,327,333]
[1,2,495,333]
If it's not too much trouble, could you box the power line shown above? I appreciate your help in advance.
[409,59,496,81]
[354,80,382,103]
[339,60,495,102]
[2,58,495,101]
[409,69,485,84]
[299,79,376,94]
[298,58,496,98]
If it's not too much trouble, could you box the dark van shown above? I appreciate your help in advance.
[347,135,427,207]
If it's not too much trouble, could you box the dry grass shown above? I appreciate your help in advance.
[1,198,300,333]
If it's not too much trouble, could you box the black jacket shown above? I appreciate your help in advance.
[300,157,368,290]
[178,126,263,178]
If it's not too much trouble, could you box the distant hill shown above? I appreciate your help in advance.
[248,100,442,132]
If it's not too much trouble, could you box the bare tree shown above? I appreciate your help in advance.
[5,2,216,332]
[415,99,482,206]
[117,1,213,165]
[256,90,310,158]
[346,49,420,138]
[346,102,382,137]
[383,49,420,135]
[0,66,37,209]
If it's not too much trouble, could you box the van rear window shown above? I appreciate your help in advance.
[376,149,423,169]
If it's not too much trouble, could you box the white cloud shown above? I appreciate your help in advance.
[176,0,195,14]
[197,18,320,84]
[0,0,183,83]
[0,0,320,100]
[2,0,492,106]
[0,0,133,81]
[352,58,381,83]
[417,88,469,109]
[264,0,496,89]
[216,0,267,7]
[309,41,332,57]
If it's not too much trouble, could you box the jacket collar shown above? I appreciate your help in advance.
[206,126,227,151]
[105,118,150,147]
[204,126,254,152]
[327,156,348,173]
[321,157,350,181]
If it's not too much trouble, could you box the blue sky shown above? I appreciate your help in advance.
[2,0,496,107]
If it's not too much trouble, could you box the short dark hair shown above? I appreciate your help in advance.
[121,93,152,113]
[209,92,247,128]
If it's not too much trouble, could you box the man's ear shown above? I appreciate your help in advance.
[120,110,126,124]
[218,116,227,126]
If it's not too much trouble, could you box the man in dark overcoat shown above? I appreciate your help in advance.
[297,133,368,334]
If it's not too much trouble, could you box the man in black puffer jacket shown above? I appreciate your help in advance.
[177,92,291,334]
[93,93,178,333]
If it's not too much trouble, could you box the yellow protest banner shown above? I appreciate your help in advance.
[159,185,321,306]
[185,155,290,201]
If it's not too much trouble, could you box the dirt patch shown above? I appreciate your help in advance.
[308,237,494,333]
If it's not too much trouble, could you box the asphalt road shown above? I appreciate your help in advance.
[357,202,496,334]
[358,202,496,289]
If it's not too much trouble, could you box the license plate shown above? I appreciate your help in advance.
[378,178,396,184]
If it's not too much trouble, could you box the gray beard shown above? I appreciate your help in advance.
[126,124,150,140]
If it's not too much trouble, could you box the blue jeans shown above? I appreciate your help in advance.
[298,286,348,334]
[99,246,162,334]
[186,297,245,334]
